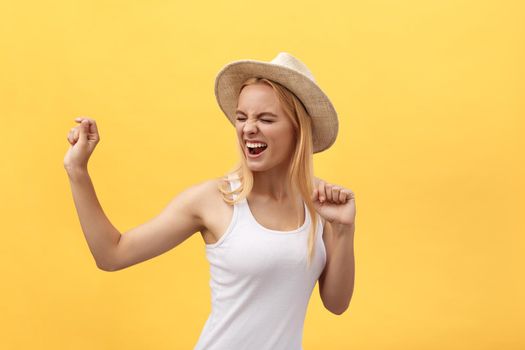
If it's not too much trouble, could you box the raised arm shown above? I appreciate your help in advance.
[64,116,211,271]
[65,117,119,270]
[107,181,212,271]
[68,167,212,271]
[66,168,122,270]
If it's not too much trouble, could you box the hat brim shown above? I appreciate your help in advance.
[214,59,338,153]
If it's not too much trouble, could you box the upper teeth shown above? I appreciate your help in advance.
[246,142,267,148]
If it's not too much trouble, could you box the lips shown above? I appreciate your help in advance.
[246,143,268,158]
[244,139,267,145]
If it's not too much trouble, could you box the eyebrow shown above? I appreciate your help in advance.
[235,109,278,118]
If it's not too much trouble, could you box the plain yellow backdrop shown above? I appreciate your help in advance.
[1,0,523,349]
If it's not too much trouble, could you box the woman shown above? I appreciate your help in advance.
[64,52,356,350]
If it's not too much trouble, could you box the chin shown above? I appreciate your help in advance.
[244,157,269,171]
[246,159,287,173]
[246,163,268,172]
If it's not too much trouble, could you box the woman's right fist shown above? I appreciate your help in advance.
[63,116,100,172]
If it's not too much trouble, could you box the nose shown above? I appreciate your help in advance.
[243,119,258,135]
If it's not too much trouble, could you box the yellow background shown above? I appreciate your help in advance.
[1,0,523,349]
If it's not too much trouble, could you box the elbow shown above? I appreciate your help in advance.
[97,261,119,272]
[331,304,349,315]
[323,300,350,316]
[97,262,110,271]
[327,302,349,315]
[96,250,120,272]
[98,265,117,272]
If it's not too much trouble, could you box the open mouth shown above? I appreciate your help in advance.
[246,142,268,156]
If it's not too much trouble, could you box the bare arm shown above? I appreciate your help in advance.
[64,116,210,272]
[108,180,212,271]
[318,220,356,315]
[67,168,121,270]
[313,176,356,315]
[67,167,212,271]
[65,117,120,270]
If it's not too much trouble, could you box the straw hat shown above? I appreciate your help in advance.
[214,52,338,153]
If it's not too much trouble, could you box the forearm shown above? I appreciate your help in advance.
[322,222,355,313]
[66,167,121,270]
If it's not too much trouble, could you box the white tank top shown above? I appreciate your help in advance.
[194,176,327,350]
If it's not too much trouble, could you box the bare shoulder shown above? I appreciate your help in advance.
[197,177,229,200]
[107,177,229,271]
[183,176,230,220]
[187,177,234,244]
[182,177,226,210]
[186,177,223,196]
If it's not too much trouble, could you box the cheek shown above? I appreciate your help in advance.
[235,125,244,138]
[280,125,295,143]
[273,127,295,151]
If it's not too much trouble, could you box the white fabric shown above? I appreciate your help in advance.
[194,176,327,350]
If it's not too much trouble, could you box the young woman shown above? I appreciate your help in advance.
[64,52,357,350]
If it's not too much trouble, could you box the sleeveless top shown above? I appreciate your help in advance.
[193,176,327,350]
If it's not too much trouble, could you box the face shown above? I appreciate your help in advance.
[235,83,296,172]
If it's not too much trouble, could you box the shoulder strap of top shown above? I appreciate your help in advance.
[226,173,241,200]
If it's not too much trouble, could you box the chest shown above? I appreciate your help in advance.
[201,196,307,245]
[246,198,306,232]
[207,216,326,284]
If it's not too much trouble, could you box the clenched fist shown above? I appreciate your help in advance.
[63,116,100,172]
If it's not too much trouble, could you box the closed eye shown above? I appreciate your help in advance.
[235,116,273,123]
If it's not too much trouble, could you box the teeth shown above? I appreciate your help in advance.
[246,142,267,148]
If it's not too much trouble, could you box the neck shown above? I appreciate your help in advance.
[250,163,297,203]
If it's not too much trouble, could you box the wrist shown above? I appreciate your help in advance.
[65,165,89,179]
[330,221,355,237]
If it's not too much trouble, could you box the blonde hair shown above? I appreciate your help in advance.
[218,77,319,268]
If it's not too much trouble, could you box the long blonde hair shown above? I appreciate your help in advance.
[218,77,319,268]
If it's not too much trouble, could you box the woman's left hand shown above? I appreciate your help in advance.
[312,179,356,226]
